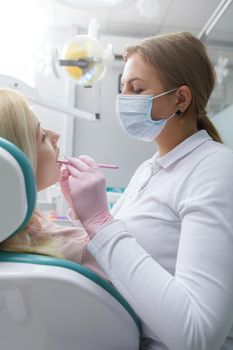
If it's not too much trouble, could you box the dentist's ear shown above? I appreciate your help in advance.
[176,85,192,112]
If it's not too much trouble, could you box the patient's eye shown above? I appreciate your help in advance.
[41,128,47,141]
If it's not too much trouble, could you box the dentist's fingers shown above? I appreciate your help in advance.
[79,155,98,168]
[67,162,99,178]
[68,164,104,180]
[67,163,81,178]
[60,166,70,181]
[66,155,99,178]
[68,157,91,171]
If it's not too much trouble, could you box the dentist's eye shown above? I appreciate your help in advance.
[134,89,143,94]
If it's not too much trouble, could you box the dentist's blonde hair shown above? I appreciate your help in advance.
[0,88,63,258]
[124,32,223,143]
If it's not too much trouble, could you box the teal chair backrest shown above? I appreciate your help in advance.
[0,137,36,242]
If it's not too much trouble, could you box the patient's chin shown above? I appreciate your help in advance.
[37,173,60,192]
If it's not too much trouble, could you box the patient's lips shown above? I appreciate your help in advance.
[57,159,69,165]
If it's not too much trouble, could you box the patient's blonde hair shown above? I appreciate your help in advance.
[0,88,38,170]
[124,32,223,143]
[0,88,63,258]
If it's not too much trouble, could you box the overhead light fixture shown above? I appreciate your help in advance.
[198,0,233,40]
[54,0,134,10]
[137,0,160,19]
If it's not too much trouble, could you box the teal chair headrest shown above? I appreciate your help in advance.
[0,137,36,242]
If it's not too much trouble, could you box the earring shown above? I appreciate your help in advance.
[175,109,182,117]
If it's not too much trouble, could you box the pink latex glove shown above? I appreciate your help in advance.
[59,166,78,218]
[66,155,113,238]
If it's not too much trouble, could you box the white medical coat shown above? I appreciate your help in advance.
[88,130,233,350]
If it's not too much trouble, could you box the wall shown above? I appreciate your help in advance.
[34,26,75,156]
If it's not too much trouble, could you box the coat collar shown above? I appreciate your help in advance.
[151,130,212,170]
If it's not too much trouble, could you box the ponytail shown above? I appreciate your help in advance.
[197,111,223,143]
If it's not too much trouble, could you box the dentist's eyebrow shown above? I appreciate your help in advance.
[121,77,145,86]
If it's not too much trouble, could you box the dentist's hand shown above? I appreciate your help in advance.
[67,156,113,238]
[59,167,78,218]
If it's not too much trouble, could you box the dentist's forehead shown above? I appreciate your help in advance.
[121,77,145,86]
[121,53,157,84]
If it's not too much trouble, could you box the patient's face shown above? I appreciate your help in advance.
[36,121,61,191]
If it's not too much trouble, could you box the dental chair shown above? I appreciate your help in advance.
[0,138,141,350]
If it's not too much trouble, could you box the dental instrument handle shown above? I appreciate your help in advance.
[98,164,119,169]
[57,160,119,169]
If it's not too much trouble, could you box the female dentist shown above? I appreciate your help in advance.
[61,32,233,350]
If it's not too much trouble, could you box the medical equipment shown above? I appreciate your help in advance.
[57,159,119,169]
[0,138,141,350]
[0,74,96,121]
[94,163,119,169]
[53,18,113,87]
[58,35,107,87]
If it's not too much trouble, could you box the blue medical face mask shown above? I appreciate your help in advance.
[115,88,178,142]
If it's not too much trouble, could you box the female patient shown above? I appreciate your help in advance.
[0,88,106,279]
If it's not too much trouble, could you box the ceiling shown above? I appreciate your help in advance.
[48,0,233,43]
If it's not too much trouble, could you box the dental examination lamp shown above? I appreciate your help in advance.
[53,34,111,88]
[0,138,141,350]
[53,18,112,87]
